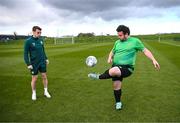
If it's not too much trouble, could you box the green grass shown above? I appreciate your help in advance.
[144,41,180,69]
[0,40,180,122]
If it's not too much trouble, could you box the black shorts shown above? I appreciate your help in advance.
[111,65,134,82]
[31,63,47,75]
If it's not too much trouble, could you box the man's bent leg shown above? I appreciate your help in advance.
[88,67,121,80]
[109,67,121,77]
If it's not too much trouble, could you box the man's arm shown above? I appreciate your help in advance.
[42,44,49,65]
[24,40,33,69]
[107,50,114,64]
[43,45,48,60]
[24,40,31,66]
[143,48,160,70]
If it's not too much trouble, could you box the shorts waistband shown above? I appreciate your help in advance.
[112,64,134,70]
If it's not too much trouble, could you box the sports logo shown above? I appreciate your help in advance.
[32,43,35,46]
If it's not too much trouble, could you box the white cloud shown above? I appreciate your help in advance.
[0,0,180,36]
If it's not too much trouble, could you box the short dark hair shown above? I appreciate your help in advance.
[32,26,42,32]
[116,25,130,35]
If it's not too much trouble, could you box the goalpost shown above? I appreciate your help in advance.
[158,33,161,42]
[54,36,74,45]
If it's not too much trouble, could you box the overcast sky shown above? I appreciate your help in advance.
[0,0,180,37]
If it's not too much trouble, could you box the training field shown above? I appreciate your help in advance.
[0,39,180,122]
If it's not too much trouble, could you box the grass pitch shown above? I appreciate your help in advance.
[0,40,179,122]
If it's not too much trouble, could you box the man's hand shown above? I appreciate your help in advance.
[46,59,49,65]
[107,58,112,64]
[143,48,160,70]
[27,65,33,70]
[152,60,160,70]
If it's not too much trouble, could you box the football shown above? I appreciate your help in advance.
[86,56,97,67]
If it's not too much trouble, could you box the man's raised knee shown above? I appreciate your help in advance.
[109,67,121,76]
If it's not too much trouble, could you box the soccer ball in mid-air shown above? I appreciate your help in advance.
[86,56,97,67]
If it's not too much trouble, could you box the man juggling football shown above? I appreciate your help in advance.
[24,26,51,101]
[88,25,160,110]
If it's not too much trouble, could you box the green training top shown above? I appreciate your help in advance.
[24,36,47,66]
[112,37,145,67]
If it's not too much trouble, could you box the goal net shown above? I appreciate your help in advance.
[54,36,74,45]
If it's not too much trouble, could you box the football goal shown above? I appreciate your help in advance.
[54,36,74,45]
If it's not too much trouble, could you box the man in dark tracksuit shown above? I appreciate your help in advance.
[24,26,51,101]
